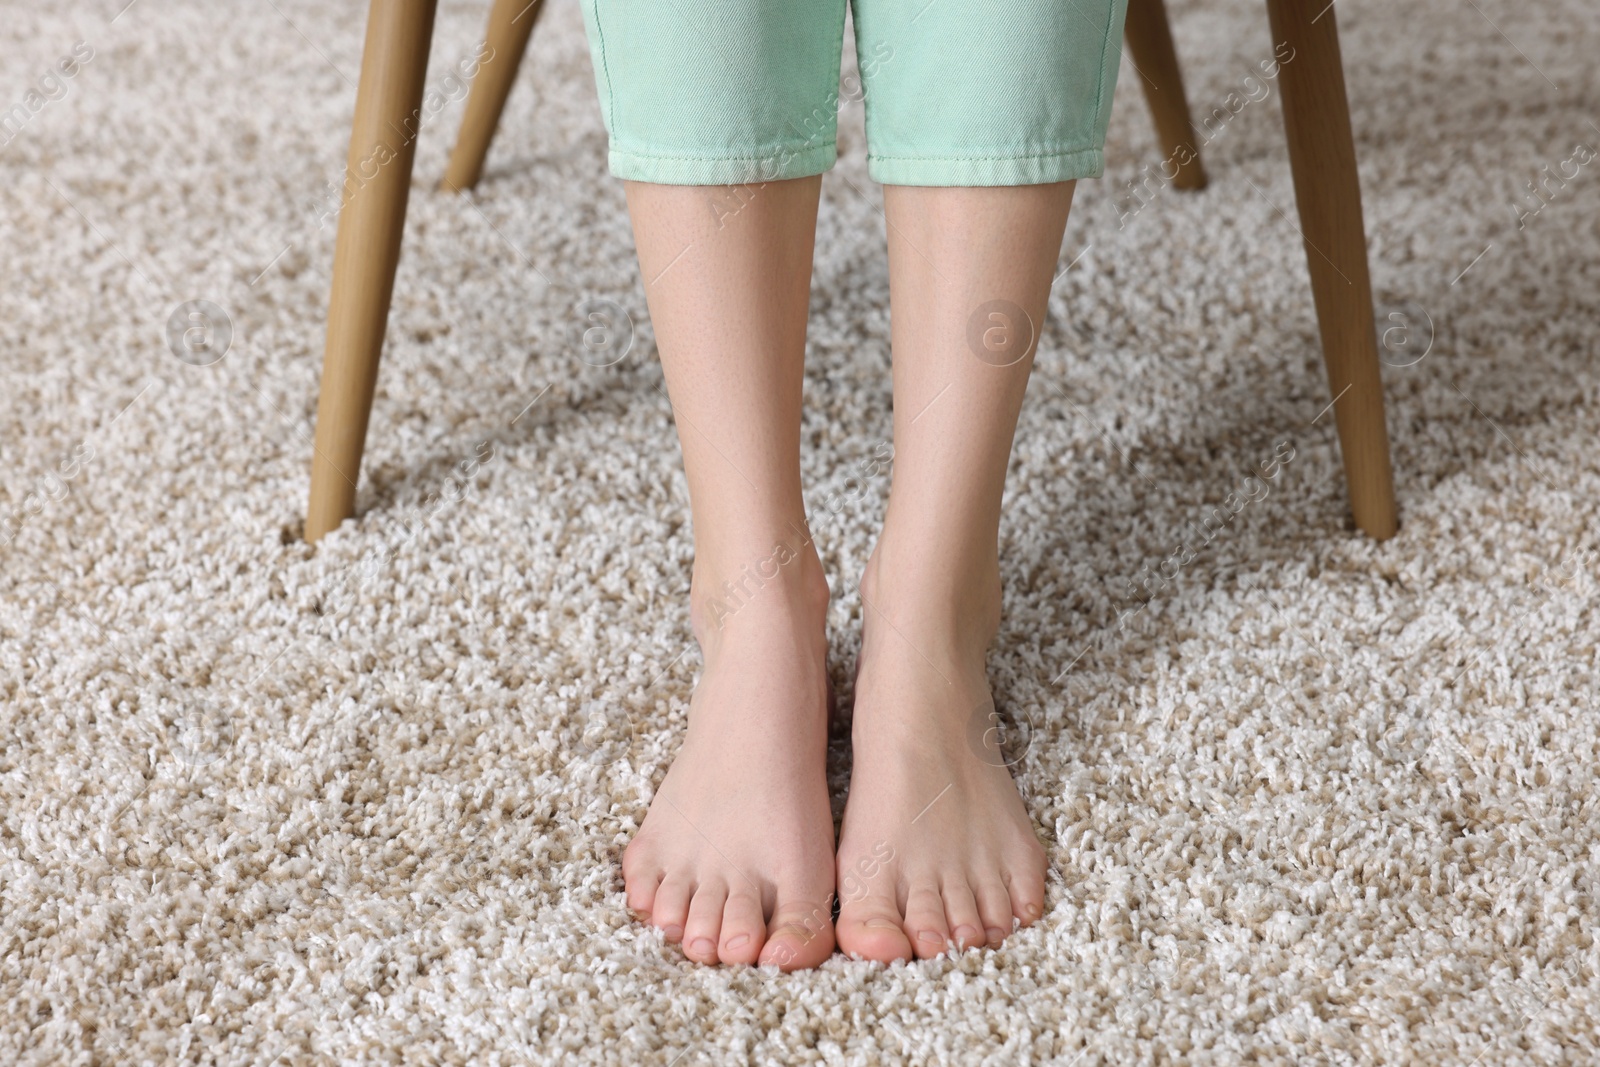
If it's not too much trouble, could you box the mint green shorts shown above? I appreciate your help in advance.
[578,0,1129,187]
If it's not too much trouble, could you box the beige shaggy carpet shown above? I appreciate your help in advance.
[3,0,1598,1063]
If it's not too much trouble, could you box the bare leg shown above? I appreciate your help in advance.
[836,182,1074,961]
[619,177,836,970]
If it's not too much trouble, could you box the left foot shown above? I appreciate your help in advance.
[835,552,1047,962]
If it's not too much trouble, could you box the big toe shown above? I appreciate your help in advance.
[837,896,915,964]
[758,898,835,971]
[1007,861,1047,928]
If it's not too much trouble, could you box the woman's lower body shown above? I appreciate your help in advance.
[580,0,1128,968]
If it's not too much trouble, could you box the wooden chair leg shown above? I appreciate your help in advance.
[1265,0,1397,540]
[306,0,439,543]
[441,0,544,193]
[1124,0,1207,190]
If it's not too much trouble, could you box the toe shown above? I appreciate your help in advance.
[902,885,952,959]
[650,876,694,943]
[1005,864,1046,928]
[623,848,664,920]
[759,897,835,971]
[682,881,728,964]
[837,891,914,964]
[974,879,1015,946]
[941,881,985,951]
[718,891,765,965]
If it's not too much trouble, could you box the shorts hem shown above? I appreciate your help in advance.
[867,146,1105,187]
[607,142,837,185]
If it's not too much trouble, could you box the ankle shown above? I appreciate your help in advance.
[688,521,830,645]
[859,543,1001,655]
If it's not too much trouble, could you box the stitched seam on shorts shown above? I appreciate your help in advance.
[608,142,835,164]
[867,146,1101,163]
[833,0,851,143]
[1091,0,1117,134]
[590,1,617,137]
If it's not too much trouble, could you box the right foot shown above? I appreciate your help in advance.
[622,539,837,969]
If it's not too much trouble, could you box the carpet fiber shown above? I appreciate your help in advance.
[2,0,1598,1063]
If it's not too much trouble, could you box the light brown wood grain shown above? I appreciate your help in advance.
[1124,0,1209,190]
[1267,0,1397,540]
[306,0,438,542]
[442,0,544,193]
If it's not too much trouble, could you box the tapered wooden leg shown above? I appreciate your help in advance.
[441,0,543,193]
[1265,0,1397,540]
[306,0,438,542]
[1124,0,1207,190]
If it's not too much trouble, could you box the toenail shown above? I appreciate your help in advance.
[866,918,901,931]
[1022,905,1042,922]
[725,934,750,950]
[918,930,944,944]
[662,925,683,940]
[985,927,1005,943]
[953,925,980,943]
[690,937,715,957]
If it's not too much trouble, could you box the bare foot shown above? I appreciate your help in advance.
[835,554,1046,962]
[623,547,837,969]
